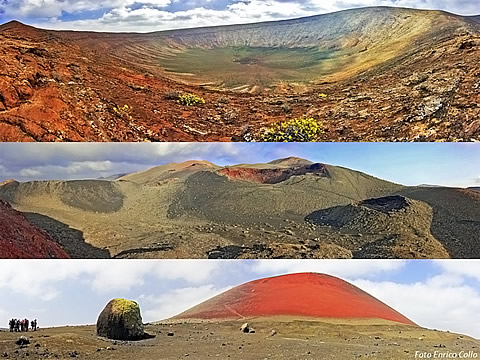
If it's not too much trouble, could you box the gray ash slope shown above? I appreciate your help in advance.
[1,157,479,259]
[166,164,402,223]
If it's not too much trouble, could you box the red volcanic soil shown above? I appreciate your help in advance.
[174,273,416,325]
[218,163,330,184]
[0,200,69,258]
[1,18,480,142]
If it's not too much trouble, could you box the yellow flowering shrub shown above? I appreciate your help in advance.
[261,117,323,142]
[178,93,206,106]
[112,104,132,120]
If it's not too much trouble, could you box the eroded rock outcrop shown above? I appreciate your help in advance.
[218,163,330,184]
[96,298,145,341]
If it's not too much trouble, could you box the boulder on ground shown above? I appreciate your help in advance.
[16,336,29,346]
[96,298,145,340]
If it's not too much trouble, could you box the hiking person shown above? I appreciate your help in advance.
[25,319,29,332]
[15,319,20,332]
[32,319,37,331]
[8,319,14,332]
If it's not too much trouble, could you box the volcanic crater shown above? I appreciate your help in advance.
[0,7,479,141]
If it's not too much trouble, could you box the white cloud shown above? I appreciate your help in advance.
[149,260,227,284]
[250,259,407,279]
[0,260,224,299]
[434,260,480,282]
[142,284,231,321]
[88,260,225,292]
[0,262,84,300]
[1,0,171,18]
[13,161,114,181]
[0,143,247,182]
[14,0,479,32]
[353,274,480,339]
[19,168,42,177]
[0,164,12,178]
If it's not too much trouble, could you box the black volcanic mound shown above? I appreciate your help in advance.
[306,195,448,258]
[360,195,410,213]
[306,195,419,229]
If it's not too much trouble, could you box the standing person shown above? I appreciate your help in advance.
[8,319,14,332]
[15,319,20,332]
[25,319,29,332]
[33,319,38,331]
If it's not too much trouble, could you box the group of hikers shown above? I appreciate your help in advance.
[8,318,38,332]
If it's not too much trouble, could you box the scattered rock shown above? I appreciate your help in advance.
[459,40,476,50]
[240,323,250,333]
[16,336,30,346]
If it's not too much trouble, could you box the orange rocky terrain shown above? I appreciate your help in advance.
[0,7,479,142]
[0,198,69,258]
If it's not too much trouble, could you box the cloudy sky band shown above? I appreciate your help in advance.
[1,143,479,187]
[0,0,479,32]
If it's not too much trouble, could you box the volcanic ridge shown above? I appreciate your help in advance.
[1,7,480,142]
[1,157,479,259]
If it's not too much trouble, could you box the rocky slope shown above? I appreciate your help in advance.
[0,199,69,258]
[0,7,479,142]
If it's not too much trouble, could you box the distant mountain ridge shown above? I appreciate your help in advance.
[1,159,480,259]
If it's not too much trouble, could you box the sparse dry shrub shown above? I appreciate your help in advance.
[165,90,180,100]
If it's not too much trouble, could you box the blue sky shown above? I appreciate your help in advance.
[0,0,479,32]
[0,143,479,187]
[0,260,479,339]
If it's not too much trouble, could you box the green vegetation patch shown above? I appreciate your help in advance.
[178,93,206,106]
[110,298,140,315]
[261,117,324,142]
[158,46,345,89]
